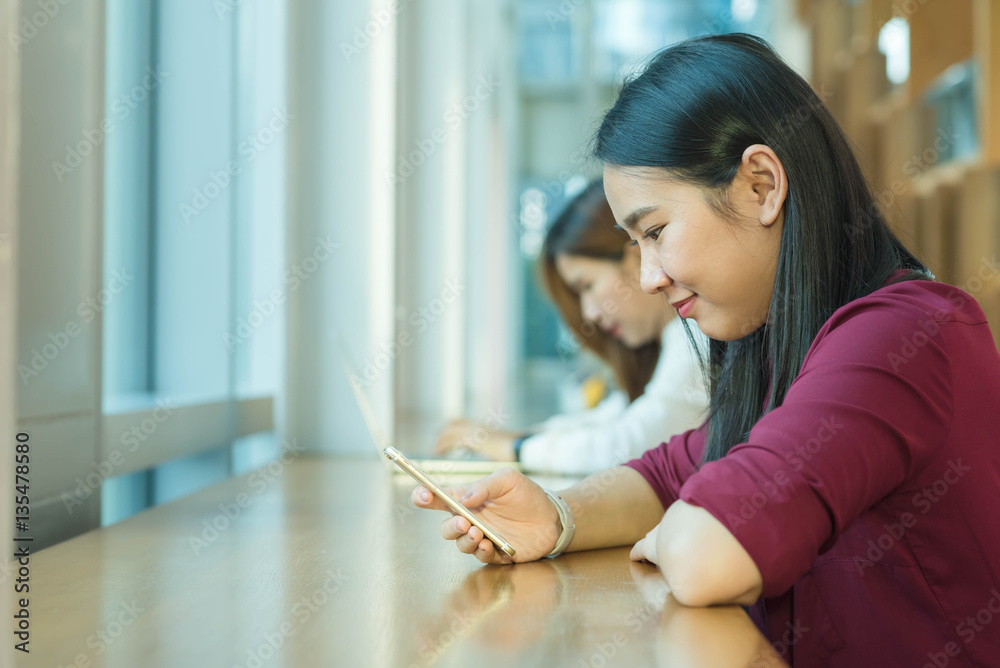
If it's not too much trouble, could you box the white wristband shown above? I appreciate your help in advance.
[543,488,575,558]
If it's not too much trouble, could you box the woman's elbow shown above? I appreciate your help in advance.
[656,503,765,607]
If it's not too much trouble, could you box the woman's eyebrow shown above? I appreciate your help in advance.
[615,206,660,231]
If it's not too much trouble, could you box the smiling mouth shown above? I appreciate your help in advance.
[670,295,696,309]
[671,295,697,318]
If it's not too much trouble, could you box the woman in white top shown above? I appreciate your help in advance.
[435,180,709,475]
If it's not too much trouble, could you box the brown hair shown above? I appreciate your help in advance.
[539,180,661,402]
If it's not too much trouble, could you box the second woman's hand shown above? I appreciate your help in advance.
[410,468,560,564]
[433,421,519,462]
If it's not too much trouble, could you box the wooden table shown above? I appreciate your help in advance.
[19,456,787,667]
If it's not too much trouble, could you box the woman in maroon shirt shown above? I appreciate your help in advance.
[413,33,1000,666]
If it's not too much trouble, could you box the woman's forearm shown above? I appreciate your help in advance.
[559,466,666,552]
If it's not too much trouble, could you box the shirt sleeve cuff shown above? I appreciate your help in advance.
[677,451,832,598]
[623,445,677,511]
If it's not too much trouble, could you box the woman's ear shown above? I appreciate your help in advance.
[736,144,788,227]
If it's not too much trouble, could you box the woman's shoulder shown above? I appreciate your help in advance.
[802,277,994,375]
[825,278,989,335]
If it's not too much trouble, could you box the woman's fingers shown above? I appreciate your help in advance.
[457,529,482,555]
[474,539,495,563]
[411,484,468,512]
[441,515,469,540]
[457,467,519,509]
[629,537,649,562]
[440,516,504,561]
[448,521,481,553]
[412,468,521,514]
[441,516,485,548]
[630,524,660,565]
[474,540,516,566]
[413,468,529,565]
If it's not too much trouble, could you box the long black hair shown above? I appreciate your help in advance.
[593,33,930,463]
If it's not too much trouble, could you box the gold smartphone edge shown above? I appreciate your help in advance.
[385,446,516,558]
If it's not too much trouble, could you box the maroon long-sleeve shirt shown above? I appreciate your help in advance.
[625,276,1000,667]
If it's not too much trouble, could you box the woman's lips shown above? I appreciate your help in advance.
[673,295,697,318]
[609,324,622,338]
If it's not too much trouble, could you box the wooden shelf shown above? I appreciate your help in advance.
[807,0,1000,342]
[974,0,1000,165]
[907,0,975,102]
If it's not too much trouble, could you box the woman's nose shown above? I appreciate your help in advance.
[581,296,603,323]
[640,265,670,294]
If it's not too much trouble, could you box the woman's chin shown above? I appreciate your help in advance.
[620,331,656,349]
[701,315,767,342]
[619,333,640,348]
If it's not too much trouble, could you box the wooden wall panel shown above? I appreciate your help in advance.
[974,0,1000,165]
[907,0,974,99]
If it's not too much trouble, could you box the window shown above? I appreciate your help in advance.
[101,0,285,525]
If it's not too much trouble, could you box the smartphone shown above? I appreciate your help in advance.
[385,445,516,558]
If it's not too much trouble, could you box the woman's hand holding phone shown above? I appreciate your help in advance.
[411,468,560,565]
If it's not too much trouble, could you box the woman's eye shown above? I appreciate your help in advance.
[643,226,663,242]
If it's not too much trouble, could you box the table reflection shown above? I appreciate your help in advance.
[403,548,786,668]
[626,562,789,668]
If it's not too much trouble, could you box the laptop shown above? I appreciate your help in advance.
[335,331,523,475]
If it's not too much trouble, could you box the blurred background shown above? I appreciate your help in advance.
[1,0,998,551]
